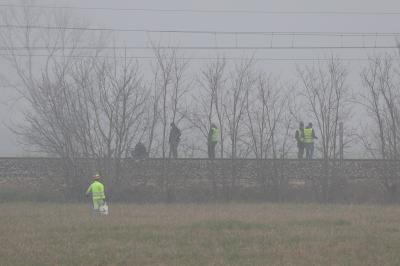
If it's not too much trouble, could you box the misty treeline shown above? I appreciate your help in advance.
[0,8,352,161]
[2,5,400,201]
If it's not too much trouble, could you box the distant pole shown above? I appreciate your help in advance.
[339,122,344,162]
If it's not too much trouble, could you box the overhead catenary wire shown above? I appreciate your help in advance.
[0,53,396,62]
[1,7,398,63]
[1,3,400,16]
[1,24,400,37]
[1,45,399,50]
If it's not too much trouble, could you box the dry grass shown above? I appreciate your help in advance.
[1,203,400,265]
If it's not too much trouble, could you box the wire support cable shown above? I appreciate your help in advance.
[1,4,400,16]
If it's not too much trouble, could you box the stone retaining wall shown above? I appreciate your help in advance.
[0,158,398,203]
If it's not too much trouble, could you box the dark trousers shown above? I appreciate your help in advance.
[297,143,304,159]
[208,141,217,159]
[169,143,178,158]
[305,143,314,160]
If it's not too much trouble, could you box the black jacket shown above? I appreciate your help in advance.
[169,125,181,144]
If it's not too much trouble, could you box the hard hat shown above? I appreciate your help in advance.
[92,174,101,179]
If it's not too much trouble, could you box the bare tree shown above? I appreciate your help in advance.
[0,4,102,196]
[224,59,256,159]
[244,73,294,200]
[150,44,189,201]
[360,53,400,201]
[217,59,256,200]
[151,47,174,159]
[187,57,227,157]
[145,69,162,157]
[151,45,189,158]
[297,57,352,202]
[87,56,148,186]
[298,58,351,160]
[0,5,148,197]
[245,74,288,159]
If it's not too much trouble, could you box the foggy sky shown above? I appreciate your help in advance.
[1,0,400,156]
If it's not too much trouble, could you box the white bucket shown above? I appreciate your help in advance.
[99,202,109,215]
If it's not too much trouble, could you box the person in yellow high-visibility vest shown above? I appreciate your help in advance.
[303,123,318,160]
[85,174,106,211]
[208,123,219,159]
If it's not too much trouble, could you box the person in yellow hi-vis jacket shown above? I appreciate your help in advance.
[85,174,106,212]
[208,123,219,159]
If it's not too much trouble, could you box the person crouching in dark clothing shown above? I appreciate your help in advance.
[132,142,148,160]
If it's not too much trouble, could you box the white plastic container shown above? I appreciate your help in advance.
[99,202,109,215]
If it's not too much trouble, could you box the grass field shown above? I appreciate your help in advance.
[1,203,400,266]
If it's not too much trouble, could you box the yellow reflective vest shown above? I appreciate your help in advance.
[303,128,314,144]
[86,181,105,200]
[211,127,219,143]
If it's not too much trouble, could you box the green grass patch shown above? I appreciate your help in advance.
[288,218,352,227]
[189,219,275,231]
[0,203,400,266]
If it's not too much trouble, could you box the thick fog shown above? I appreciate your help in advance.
[1,0,400,157]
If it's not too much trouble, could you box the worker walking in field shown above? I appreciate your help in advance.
[85,174,107,213]
[303,122,318,160]
[208,123,219,159]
